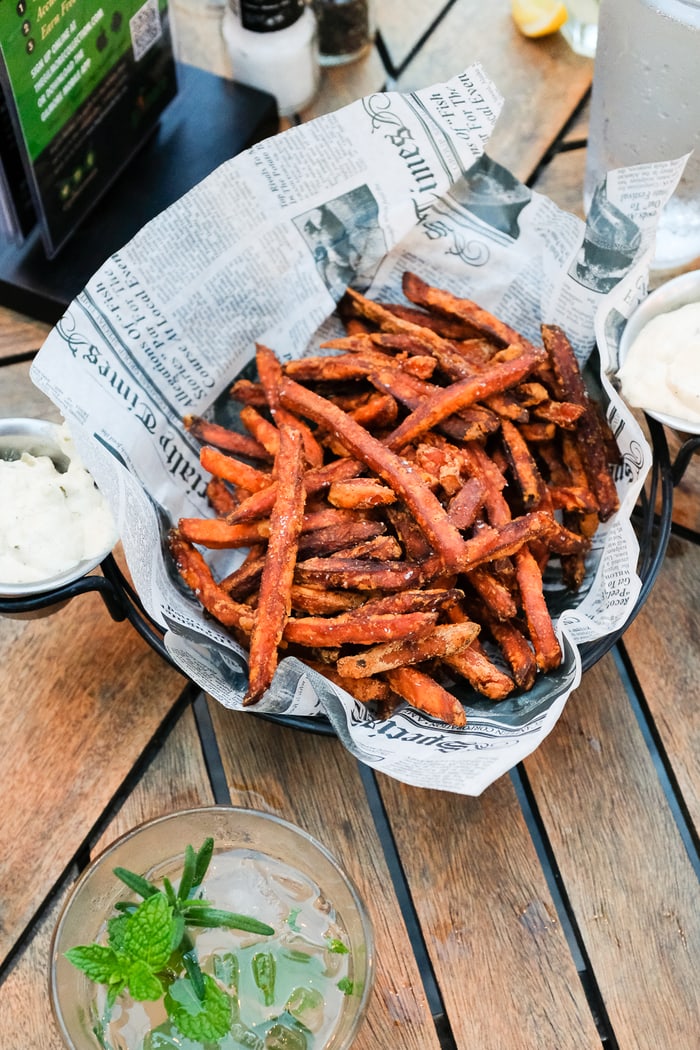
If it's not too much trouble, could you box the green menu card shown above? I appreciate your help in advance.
[0,0,177,257]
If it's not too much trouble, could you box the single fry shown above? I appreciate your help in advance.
[486,616,537,692]
[331,535,403,561]
[290,585,365,616]
[200,445,272,492]
[179,517,270,549]
[226,456,363,524]
[541,324,619,520]
[384,666,467,727]
[240,405,282,457]
[301,659,393,705]
[244,426,306,705]
[168,529,254,632]
[283,610,437,647]
[445,641,515,700]
[447,476,487,530]
[185,415,270,461]
[298,520,386,558]
[328,477,397,509]
[296,556,430,592]
[514,546,562,672]
[500,419,546,509]
[385,347,545,450]
[402,270,543,358]
[206,478,238,517]
[337,621,480,679]
[256,343,324,468]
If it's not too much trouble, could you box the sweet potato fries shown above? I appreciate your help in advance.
[168,271,620,726]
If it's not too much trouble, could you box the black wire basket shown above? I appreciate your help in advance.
[0,415,680,736]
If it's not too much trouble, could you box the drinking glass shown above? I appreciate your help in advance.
[584,0,700,271]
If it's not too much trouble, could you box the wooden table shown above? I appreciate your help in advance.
[2,3,700,1047]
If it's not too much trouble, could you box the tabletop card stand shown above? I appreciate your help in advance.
[0,60,278,322]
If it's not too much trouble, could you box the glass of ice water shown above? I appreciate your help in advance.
[584,0,700,272]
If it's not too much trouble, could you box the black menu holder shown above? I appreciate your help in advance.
[0,63,278,324]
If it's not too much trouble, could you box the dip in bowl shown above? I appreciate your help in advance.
[617,269,700,434]
[0,418,117,598]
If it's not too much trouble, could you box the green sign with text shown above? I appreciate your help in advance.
[0,0,176,255]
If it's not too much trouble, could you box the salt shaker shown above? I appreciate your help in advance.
[313,0,373,65]
[222,0,320,116]
[584,0,700,271]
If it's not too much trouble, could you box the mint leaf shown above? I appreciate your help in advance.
[170,913,186,955]
[337,977,354,996]
[326,938,349,955]
[64,944,124,985]
[107,915,129,952]
[165,974,231,1041]
[124,893,175,971]
[127,959,164,1001]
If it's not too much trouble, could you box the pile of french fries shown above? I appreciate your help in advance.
[168,271,620,727]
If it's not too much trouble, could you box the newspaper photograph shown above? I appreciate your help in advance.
[31,65,681,795]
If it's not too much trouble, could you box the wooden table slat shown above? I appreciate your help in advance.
[0,307,51,363]
[621,536,700,834]
[377,772,602,1049]
[395,0,593,184]
[1,7,699,1047]
[0,596,184,964]
[525,652,700,1050]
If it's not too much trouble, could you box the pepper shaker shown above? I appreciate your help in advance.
[313,0,373,65]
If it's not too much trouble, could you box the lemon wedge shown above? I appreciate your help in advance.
[512,0,568,37]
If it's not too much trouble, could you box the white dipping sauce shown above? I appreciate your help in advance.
[0,426,117,585]
[618,301,700,425]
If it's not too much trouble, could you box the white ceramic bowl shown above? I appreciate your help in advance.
[618,269,700,435]
[0,417,117,599]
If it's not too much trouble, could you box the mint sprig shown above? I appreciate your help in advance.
[65,837,274,1043]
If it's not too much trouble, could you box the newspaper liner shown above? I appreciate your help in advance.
[31,66,680,796]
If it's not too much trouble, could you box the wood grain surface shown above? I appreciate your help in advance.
[0,596,185,963]
[622,536,700,833]
[377,773,601,1049]
[395,0,593,183]
[2,361,62,422]
[209,703,443,1050]
[0,306,51,362]
[525,652,700,1050]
